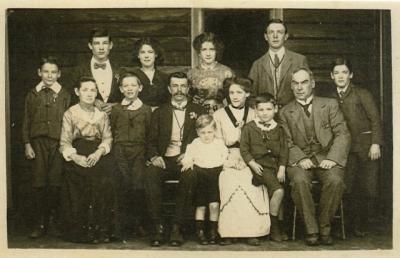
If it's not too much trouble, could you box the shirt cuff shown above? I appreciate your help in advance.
[98,143,110,155]
[62,147,77,161]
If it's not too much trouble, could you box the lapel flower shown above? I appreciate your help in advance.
[189,112,198,120]
[114,73,120,82]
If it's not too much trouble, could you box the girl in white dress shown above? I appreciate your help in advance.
[214,77,270,246]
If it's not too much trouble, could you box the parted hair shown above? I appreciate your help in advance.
[118,72,143,87]
[330,57,353,73]
[254,92,277,107]
[264,19,288,34]
[39,56,60,70]
[192,32,225,61]
[132,37,164,66]
[195,114,217,130]
[88,28,112,43]
[76,76,97,89]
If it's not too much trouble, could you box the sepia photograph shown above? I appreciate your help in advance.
[2,1,397,257]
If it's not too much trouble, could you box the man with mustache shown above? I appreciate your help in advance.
[249,19,308,108]
[145,72,206,247]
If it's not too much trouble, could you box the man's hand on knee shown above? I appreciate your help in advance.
[319,159,337,170]
[298,158,316,170]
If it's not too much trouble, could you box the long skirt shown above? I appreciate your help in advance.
[60,139,116,243]
[218,149,270,238]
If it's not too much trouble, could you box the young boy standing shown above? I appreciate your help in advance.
[22,56,71,238]
[110,72,152,243]
[240,93,288,242]
[330,58,383,237]
[181,114,228,245]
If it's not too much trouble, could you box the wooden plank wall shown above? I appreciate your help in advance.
[284,9,380,99]
[7,9,191,218]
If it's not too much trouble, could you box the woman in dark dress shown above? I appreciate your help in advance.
[124,37,169,110]
[59,76,115,243]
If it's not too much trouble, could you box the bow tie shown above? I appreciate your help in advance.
[259,121,271,127]
[94,62,107,70]
[172,103,186,111]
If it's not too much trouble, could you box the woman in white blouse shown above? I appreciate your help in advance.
[214,77,270,246]
[59,76,115,244]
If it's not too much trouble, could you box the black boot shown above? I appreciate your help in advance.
[151,222,164,247]
[270,215,283,242]
[209,221,218,244]
[196,220,208,245]
[169,224,184,246]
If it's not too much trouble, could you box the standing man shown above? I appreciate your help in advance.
[330,58,383,237]
[145,72,206,247]
[280,67,350,246]
[74,28,121,114]
[249,19,308,108]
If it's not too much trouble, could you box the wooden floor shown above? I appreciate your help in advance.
[8,219,392,251]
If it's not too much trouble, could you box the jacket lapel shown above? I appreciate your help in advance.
[163,104,173,142]
[312,97,324,141]
[261,53,274,81]
[289,101,307,142]
[277,51,292,92]
[182,103,194,142]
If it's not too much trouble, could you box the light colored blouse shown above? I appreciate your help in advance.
[60,104,113,161]
[213,106,256,147]
[182,137,228,168]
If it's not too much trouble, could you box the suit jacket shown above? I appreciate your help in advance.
[332,84,383,152]
[248,49,308,107]
[146,102,206,159]
[71,60,122,104]
[279,96,351,167]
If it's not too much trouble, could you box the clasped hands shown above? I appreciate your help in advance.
[70,148,105,168]
[297,158,337,170]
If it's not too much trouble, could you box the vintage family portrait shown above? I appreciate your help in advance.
[2,1,397,257]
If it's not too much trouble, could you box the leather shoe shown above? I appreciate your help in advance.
[150,224,164,247]
[219,238,232,246]
[305,233,319,246]
[247,237,260,246]
[29,225,46,239]
[320,234,333,245]
[169,224,183,247]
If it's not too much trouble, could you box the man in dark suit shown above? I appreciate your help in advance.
[280,67,351,246]
[330,58,383,237]
[145,72,206,247]
[249,19,308,108]
[73,28,121,114]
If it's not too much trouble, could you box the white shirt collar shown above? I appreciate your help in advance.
[296,94,314,106]
[337,84,350,95]
[254,117,277,131]
[171,100,188,110]
[268,47,286,63]
[35,81,62,94]
[90,57,110,68]
[121,98,143,110]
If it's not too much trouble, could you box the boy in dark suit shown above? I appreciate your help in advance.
[145,72,206,247]
[74,28,121,114]
[240,93,288,242]
[330,58,383,237]
[249,19,308,108]
[22,56,71,238]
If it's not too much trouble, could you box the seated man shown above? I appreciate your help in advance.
[279,67,350,246]
[145,72,206,247]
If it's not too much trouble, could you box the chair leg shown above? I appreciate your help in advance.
[340,200,346,240]
[292,206,297,240]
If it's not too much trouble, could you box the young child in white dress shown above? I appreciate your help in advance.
[181,114,228,245]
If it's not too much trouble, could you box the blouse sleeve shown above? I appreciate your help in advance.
[98,112,113,155]
[59,109,77,161]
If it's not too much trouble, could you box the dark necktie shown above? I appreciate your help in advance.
[300,102,312,117]
[339,90,345,98]
[274,54,280,68]
[94,62,107,70]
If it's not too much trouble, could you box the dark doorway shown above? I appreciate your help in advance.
[203,9,270,76]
